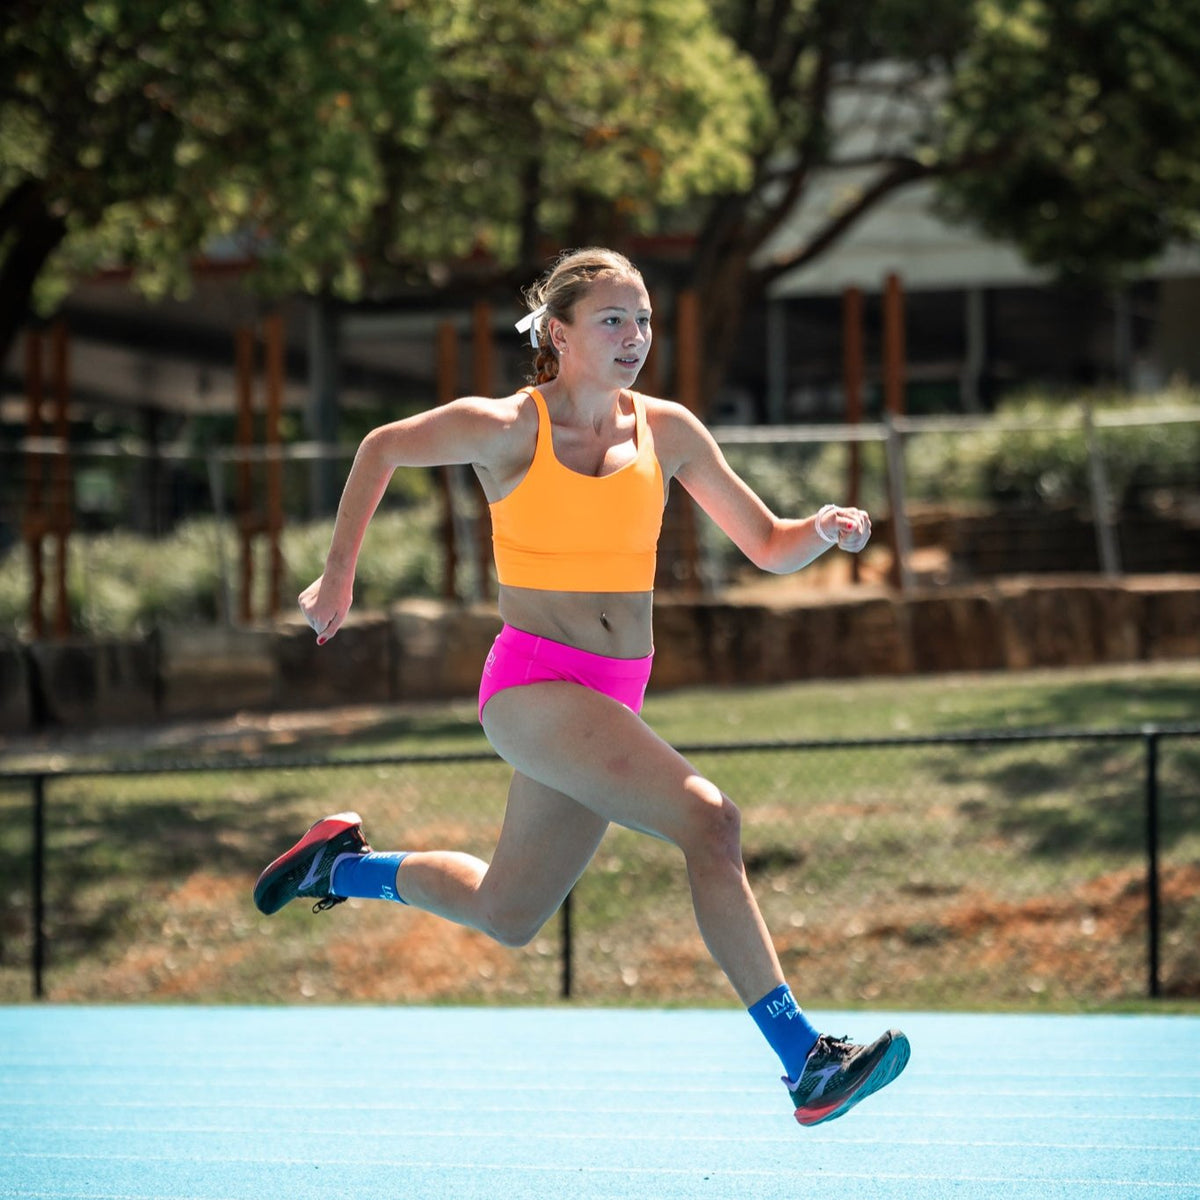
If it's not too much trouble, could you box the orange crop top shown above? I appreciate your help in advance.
[489,387,665,592]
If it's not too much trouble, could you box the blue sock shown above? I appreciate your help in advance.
[748,984,820,1083]
[330,851,410,904]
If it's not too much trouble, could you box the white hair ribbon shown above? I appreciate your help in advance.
[514,303,548,349]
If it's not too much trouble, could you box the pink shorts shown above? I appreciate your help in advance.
[478,624,654,722]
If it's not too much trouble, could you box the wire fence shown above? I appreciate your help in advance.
[2,402,1199,633]
[2,725,1197,1008]
[711,403,1200,589]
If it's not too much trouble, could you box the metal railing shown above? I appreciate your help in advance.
[710,402,1200,590]
[2,723,1196,1006]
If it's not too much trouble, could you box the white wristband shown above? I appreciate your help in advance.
[814,504,840,545]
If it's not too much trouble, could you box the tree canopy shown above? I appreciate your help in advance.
[393,0,767,268]
[937,0,1200,277]
[0,0,764,367]
[3,0,1199,402]
[1,0,434,356]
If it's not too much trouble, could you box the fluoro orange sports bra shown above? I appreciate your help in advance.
[489,387,665,592]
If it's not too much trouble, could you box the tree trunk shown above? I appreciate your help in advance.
[688,152,942,415]
[689,220,765,416]
[517,157,542,266]
[0,183,68,370]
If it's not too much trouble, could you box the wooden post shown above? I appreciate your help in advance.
[640,290,663,397]
[49,322,71,637]
[675,290,702,417]
[435,321,456,407]
[471,301,493,399]
[21,322,73,639]
[264,314,286,616]
[882,273,908,589]
[471,301,493,600]
[23,329,46,639]
[883,272,906,416]
[229,316,289,620]
[436,321,459,601]
[235,326,256,622]
[842,288,864,584]
[671,290,701,594]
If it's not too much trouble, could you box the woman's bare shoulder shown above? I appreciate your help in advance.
[637,392,704,424]
[638,394,713,473]
[460,389,540,494]
[445,389,531,425]
[366,389,536,472]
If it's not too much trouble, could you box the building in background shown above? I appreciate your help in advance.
[736,176,1200,425]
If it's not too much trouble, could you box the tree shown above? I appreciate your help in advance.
[686,0,1200,406]
[355,0,769,280]
[0,0,428,369]
[935,0,1200,277]
[1,0,767,369]
[7,0,1198,414]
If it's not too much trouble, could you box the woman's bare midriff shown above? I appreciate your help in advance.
[497,586,654,659]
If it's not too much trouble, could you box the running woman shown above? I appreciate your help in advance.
[254,247,909,1126]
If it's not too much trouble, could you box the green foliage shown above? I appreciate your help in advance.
[903,388,1200,507]
[700,390,1200,573]
[936,0,1200,280]
[719,441,889,521]
[76,520,224,635]
[0,507,444,639]
[0,521,225,639]
[3,0,429,313]
[378,0,768,263]
[712,0,1200,286]
[325,506,443,611]
[5,0,1200,420]
[702,438,890,574]
[2,0,766,325]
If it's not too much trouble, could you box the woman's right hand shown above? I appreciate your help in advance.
[298,573,353,645]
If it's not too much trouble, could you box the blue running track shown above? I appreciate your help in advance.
[2,1007,1198,1199]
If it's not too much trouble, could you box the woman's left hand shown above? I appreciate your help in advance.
[820,506,872,553]
[298,573,353,644]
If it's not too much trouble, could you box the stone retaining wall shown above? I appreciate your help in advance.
[2,575,1197,733]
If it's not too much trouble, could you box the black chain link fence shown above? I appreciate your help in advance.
[2,726,1196,1008]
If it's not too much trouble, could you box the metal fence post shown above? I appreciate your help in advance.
[1083,405,1121,577]
[560,888,573,1000]
[205,449,235,626]
[32,774,46,1000]
[883,413,914,592]
[1144,727,1161,999]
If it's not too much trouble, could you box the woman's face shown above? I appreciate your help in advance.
[553,275,652,387]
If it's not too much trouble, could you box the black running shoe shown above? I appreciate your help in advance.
[788,1029,910,1126]
[253,811,370,915]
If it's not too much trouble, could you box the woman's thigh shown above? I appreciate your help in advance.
[479,769,610,933]
[481,681,723,848]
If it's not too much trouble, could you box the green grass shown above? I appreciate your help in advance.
[1,661,1198,1011]
[212,657,1199,759]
